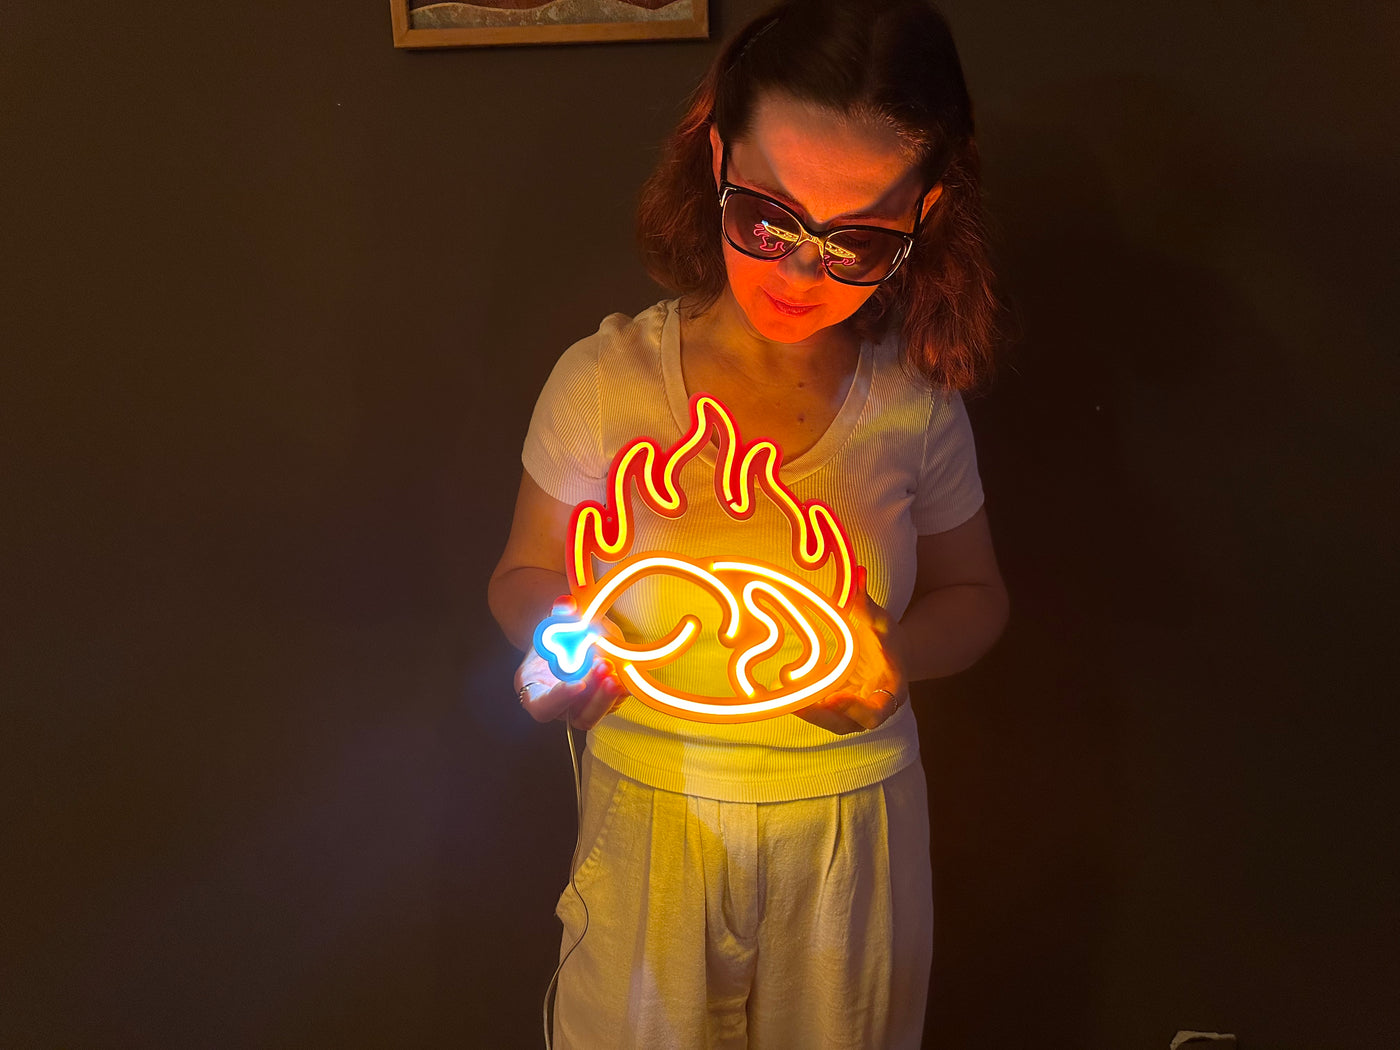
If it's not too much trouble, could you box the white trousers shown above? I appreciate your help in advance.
[552,749,933,1050]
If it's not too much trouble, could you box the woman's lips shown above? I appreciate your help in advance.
[763,289,818,316]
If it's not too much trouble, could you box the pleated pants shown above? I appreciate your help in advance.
[551,748,933,1050]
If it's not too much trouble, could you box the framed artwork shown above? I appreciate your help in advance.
[389,0,708,49]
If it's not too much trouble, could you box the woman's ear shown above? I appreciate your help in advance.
[709,124,724,193]
[920,183,944,222]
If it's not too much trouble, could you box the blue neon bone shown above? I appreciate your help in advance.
[533,614,603,683]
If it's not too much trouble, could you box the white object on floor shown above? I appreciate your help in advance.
[1171,1033,1237,1049]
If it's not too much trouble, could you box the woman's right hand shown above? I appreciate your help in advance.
[489,475,627,729]
[514,623,627,731]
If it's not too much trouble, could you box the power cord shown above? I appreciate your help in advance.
[542,721,588,1050]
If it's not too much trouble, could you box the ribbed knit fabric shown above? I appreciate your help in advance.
[522,299,983,803]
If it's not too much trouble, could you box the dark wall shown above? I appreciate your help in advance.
[5,2,1396,1047]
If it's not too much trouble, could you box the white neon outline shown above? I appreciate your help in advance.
[540,556,856,719]
[745,580,823,683]
[617,559,856,719]
[578,555,741,641]
[539,556,739,680]
[732,583,782,698]
[595,618,698,663]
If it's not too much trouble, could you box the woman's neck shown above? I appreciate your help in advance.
[681,287,858,386]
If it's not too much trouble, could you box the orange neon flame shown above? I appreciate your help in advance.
[534,393,862,723]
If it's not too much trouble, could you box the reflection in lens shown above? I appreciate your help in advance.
[726,194,799,257]
[721,189,909,284]
[826,230,902,281]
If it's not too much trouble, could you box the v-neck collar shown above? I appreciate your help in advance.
[659,299,876,484]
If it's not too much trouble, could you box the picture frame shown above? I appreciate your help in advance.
[389,0,709,49]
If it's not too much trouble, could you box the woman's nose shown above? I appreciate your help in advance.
[777,240,827,287]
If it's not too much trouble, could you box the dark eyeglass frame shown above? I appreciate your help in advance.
[717,144,938,287]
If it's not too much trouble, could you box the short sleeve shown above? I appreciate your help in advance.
[909,390,985,534]
[521,331,608,506]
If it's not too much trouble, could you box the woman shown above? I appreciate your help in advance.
[488,1,1009,1045]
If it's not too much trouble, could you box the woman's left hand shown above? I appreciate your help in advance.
[797,579,907,736]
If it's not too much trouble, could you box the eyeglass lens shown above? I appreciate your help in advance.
[721,191,909,283]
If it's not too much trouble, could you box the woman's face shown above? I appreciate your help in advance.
[710,93,941,346]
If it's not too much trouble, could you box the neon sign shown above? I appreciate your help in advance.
[533,394,862,724]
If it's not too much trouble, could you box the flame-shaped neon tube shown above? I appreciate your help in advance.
[532,394,864,724]
[570,395,854,608]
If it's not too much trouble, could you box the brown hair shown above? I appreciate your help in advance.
[636,0,1001,391]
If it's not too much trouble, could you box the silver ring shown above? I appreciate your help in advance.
[873,687,899,707]
[518,683,539,706]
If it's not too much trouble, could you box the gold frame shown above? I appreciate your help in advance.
[389,0,708,49]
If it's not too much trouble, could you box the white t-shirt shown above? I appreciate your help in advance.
[523,299,984,803]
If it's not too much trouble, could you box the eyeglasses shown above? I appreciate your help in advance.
[717,145,934,286]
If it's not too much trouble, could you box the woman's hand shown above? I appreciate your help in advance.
[514,609,627,731]
[797,580,907,736]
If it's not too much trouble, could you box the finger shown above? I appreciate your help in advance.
[515,643,560,688]
[522,677,589,723]
[568,662,627,730]
[518,682,559,722]
[513,652,536,693]
[569,684,626,730]
[569,688,621,730]
[844,575,870,619]
[824,688,900,731]
[796,704,865,736]
[516,653,559,720]
[827,693,884,731]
